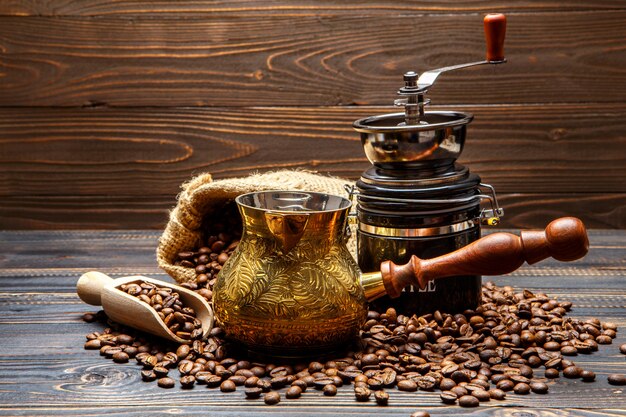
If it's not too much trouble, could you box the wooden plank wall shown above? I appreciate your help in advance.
[0,1,625,229]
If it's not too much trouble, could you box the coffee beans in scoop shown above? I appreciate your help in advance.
[119,281,203,341]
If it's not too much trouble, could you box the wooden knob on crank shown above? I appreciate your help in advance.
[380,217,588,298]
[484,13,506,62]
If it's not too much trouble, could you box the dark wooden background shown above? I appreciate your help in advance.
[1,1,625,229]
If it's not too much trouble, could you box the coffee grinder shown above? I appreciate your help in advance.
[350,14,508,314]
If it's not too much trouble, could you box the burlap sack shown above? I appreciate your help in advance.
[157,170,355,283]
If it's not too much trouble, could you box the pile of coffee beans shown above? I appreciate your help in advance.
[173,203,242,302]
[83,207,624,409]
[119,281,203,341]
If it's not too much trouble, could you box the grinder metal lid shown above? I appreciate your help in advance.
[354,110,473,170]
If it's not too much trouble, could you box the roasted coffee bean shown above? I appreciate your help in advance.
[308,361,324,372]
[509,375,530,385]
[367,377,384,390]
[397,379,418,392]
[123,346,138,358]
[451,370,471,383]
[153,366,169,377]
[459,395,480,407]
[257,379,272,392]
[270,376,288,389]
[286,386,302,399]
[545,368,560,379]
[115,334,134,345]
[470,378,490,390]
[245,387,263,399]
[206,375,222,388]
[84,339,102,350]
[410,412,430,417]
[220,380,236,392]
[439,377,456,391]
[543,341,561,351]
[180,375,195,389]
[323,384,337,396]
[619,344,626,355]
[450,385,468,398]
[581,370,596,382]
[440,390,458,404]
[338,370,361,382]
[291,379,308,392]
[417,375,437,390]
[354,386,371,401]
[472,389,491,401]
[229,375,247,386]
[178,361,194,375]
[608,374,626,386]
[82,312,97,322]
[361,353,379,366]
[269,366,291,378]
[157,377,176,388]
[374,390,389,405]
[244,376,259,388]
[496,379,514,391]
[264,392,280,405]
[563,366,582,379]
[194,372,211,384]
[250,366,266,377]
[489,388,506,400]
[561,345,578,356]
[513,383,531,395]
[530,381,549,394]
[141,370,157,382]
[301,375,315,387]
[103,346,122,358]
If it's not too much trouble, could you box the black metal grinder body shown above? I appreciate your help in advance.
[351,14,507,314]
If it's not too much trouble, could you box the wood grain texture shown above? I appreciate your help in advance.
[1,104,624,195]
[2,1,624,16]
[0,3,624,231]
[0,230,624,416]
[1,103,624,229]
[0,12,624,106]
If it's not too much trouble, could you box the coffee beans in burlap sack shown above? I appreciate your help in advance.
[157,170,355,283]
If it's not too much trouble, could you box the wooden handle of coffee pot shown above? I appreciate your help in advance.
[381,217,588,298]
[484,13,506,62]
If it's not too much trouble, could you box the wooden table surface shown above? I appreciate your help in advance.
[0,229,625,416]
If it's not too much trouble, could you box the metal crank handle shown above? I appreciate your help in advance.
[416,13,507,91]
[380,217,588,298]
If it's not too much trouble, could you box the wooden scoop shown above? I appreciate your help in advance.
[77,272,214,344]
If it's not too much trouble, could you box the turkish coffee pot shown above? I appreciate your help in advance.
[214,191,588,357]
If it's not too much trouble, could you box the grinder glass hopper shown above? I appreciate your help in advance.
[351,13,507,315]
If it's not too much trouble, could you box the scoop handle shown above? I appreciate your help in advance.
[381,217,588,298]
[77,271,115,306]
[484,13,506,62]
